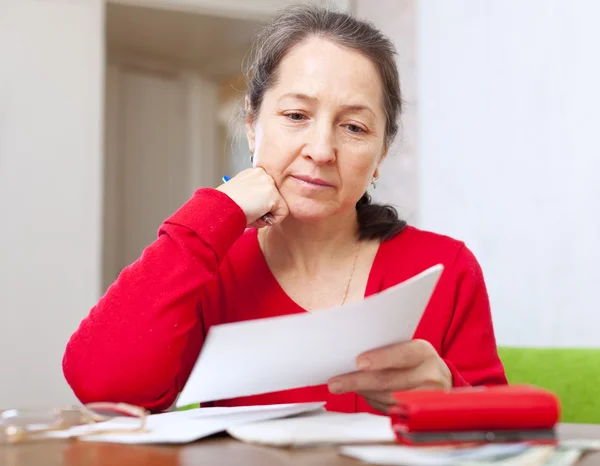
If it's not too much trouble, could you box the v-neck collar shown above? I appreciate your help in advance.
[249,229,386,313]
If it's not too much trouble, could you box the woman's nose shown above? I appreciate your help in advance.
[302,124,336,165]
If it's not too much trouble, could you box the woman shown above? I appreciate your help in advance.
[63,4,506,415]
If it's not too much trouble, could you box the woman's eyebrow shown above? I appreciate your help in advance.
[278,92,376,118]
[278,92,318,103]
[340,104,376,119]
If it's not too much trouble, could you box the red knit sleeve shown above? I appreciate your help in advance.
[441,245,508,387]
[62,188,246,412]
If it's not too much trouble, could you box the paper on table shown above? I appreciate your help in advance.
[45,402,324,444]
[227,410,396,446]
[177,264,443,407]
[338,444,533,466]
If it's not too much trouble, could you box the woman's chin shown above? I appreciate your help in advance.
[285,198,341,222]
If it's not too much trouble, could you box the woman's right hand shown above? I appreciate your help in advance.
[216,168,289,227]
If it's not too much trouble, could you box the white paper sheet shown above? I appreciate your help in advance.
[227,410,396,446]
[338,444,533,466]
[177,264,443,407]
[45,402,325,444]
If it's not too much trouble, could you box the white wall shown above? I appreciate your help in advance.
[355,0,419,222]
[0,0,104,408]
[418,0,600,347]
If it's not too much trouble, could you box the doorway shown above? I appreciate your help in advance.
[102,1,264,290]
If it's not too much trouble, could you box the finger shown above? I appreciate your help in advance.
[359,395,392,414]
[357,339,433,371]
[357,390,397,407]
[267,197,289,226]
[328,368,417,395]
[248,219,269,229]
[407,380,447,391]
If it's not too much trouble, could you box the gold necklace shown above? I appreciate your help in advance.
[340,240,361,306]
[261,230,362,308]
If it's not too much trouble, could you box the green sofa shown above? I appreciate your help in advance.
[498,347,600,424]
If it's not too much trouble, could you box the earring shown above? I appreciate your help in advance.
[371,175,378,189]
[250,154,254,163]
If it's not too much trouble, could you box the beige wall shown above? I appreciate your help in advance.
[355,0,419,222]
[103,56,220,291]
[217,73,249,177]
[0,0,104,408]
[111,0,353,20]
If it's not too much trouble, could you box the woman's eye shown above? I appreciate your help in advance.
[346,124,364,133]
[286,113,306,121]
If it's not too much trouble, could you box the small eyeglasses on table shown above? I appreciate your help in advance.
[0,402,148,445]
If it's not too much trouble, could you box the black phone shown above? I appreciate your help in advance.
[394,428,557,446]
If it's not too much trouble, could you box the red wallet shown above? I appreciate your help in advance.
[389,385,561,445]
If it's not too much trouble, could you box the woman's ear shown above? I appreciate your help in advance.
[245,96,256,154]
[379,144,389,164]
[373,166,381,184]
[374,145,388,178]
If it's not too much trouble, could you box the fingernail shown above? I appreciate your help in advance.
[357,358,371,370]
[328,380,342,393]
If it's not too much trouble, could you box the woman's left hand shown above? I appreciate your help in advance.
[327,339,453,413]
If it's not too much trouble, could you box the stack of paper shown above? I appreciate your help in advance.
[339,440,600,466]
[339,444,540,466]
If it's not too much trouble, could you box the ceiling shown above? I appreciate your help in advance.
[106,2,265,78]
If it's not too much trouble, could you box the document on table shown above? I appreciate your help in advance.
[176,263,443,407]
[45,402,325,444]
[339,444,536,466]
[227,410,397,446]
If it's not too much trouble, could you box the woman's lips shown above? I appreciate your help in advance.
[291,174,334,188]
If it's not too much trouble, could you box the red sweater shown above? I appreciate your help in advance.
[63,189,507,414]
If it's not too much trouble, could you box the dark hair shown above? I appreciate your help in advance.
[244,3,406,241]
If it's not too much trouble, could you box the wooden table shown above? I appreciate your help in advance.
[2,423,600,466]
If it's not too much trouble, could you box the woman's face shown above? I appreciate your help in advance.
[246,37,387,222]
